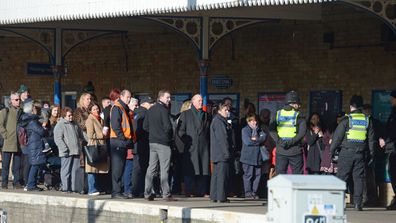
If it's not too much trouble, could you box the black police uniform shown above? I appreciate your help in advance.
[269,105,307,174]
[330,110,375,209]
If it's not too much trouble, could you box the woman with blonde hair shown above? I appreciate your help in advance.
[180,100,191,113]
[72,92,91,194]
[74,93,92,133]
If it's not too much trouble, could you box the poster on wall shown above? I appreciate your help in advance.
[170,93,192,116]
[309,90,342,128]
[257,92,286,121]
[372,90,392,123]
[208,93,240,116]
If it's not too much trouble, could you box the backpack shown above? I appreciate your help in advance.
[18,126,28,147]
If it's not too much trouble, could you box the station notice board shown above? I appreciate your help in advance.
[257,92,286,121]
[309,90,342,128]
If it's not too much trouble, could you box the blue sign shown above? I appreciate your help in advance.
[26,63,53,76]
[211,75,233,89]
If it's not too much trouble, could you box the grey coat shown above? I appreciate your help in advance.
[54,118,84,157]
[177,109,210,176]
[0,106,22,152]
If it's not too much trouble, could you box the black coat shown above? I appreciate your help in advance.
[210,114,233,163]
[19,114,46,165]
[330,110,375,156]
[269,105,307,156]
[384,107,396,153]
[134,107,150,160]
[177,108,210,176]
[143,102,173,146]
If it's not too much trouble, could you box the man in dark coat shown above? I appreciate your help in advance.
[380,89,396,210]
[131,97,154,197]
[177,94,210,197]
[143,90,175,201]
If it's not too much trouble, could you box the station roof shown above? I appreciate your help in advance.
[0,0,335,25]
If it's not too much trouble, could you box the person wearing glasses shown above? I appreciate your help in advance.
[0,92,23,189]
[54,107,85,193]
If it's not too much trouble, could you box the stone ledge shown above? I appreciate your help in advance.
[0,192,267,223]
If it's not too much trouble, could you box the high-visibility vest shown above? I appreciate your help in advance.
[276,109,299,140]
[346,113,368,143]
[110,101,132,139]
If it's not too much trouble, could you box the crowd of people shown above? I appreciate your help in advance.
[0,84,395,210]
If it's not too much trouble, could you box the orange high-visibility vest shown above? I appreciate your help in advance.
[110,101,132,139]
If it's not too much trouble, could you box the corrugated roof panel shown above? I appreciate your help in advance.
[0,0,335,25]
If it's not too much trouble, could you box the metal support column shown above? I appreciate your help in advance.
[200,16,210,112]
[53,28,62,105]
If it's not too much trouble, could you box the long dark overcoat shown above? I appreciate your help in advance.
[177,109,210,176]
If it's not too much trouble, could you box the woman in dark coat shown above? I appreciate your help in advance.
[177,94,210,197]
[210,102,233,203]
[305,112,324,174]
[19,101,46,191]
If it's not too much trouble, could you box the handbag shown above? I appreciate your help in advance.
[260,145,270,162]
[83,143,108,166]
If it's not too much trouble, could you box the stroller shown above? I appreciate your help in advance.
[42,138,62,191]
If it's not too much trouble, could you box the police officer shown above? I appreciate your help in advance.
[379,89,396,210]
[330,95,375,211]
[270,91,307,175]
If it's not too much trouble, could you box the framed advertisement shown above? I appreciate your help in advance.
[208,93,240,116]
[257,92,286,121]
[372,90,392,123]
[309,90,342,128]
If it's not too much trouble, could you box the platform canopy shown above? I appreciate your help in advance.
[0,0,335,25]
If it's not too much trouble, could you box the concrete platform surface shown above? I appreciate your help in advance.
[0,189,395,223]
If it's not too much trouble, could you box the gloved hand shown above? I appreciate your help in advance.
[279,140,289,149]
[331,152,339,164]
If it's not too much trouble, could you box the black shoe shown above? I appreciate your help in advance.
[111,194,129,199]
[217,199,230,203]
[123,193,134,199]
[1,185,8,189]
[145,194,155,201]
[27,187,43,192]
[354,204,363,211]
[211,200,217,203]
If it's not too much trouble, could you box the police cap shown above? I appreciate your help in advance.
[285,91,301,104]
[350,95,364,109]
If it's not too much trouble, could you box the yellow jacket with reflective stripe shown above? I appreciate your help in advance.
[346,113,368,142]
[276,109,299,140]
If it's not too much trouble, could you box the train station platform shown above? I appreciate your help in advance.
[0,189,395,223]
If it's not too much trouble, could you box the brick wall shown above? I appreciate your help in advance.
[0,3,395,116]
